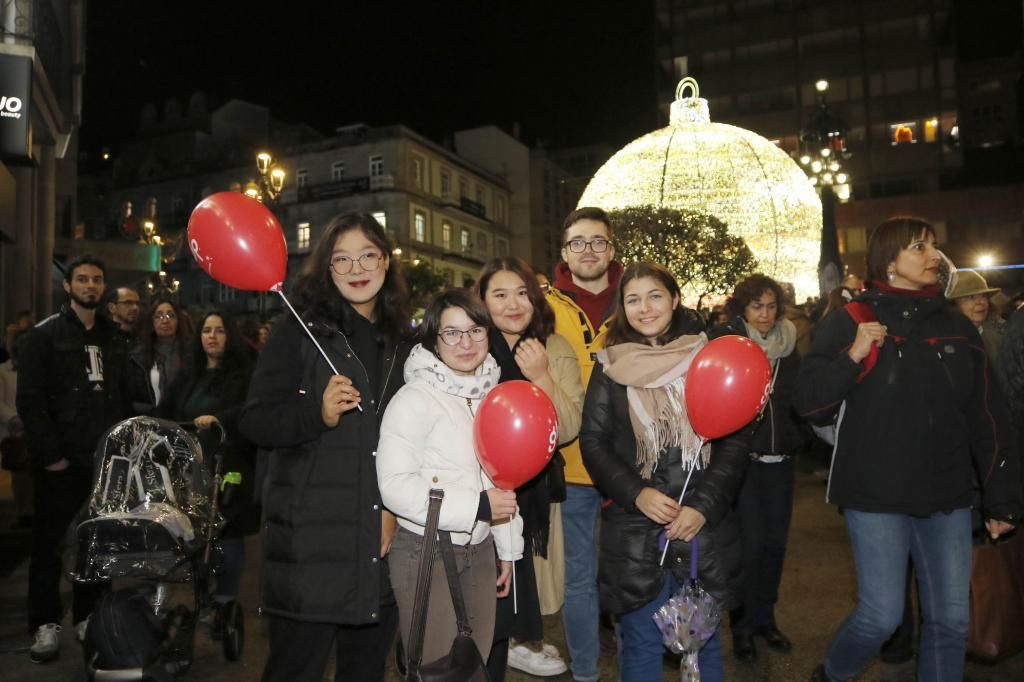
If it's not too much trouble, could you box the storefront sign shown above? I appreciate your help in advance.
[0,53,32,160]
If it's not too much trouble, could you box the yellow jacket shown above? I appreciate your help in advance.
[546,287,611,485]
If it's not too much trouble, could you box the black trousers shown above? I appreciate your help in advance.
[487,551,543,682]
[729,457,795,635]
[29,463,106,630]
[262,602,399,682]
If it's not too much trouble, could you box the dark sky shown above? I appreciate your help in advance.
[82,2,658,154]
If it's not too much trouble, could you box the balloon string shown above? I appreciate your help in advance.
[509,518,518,614]
[277,289,363,413]
[659,438,705,567]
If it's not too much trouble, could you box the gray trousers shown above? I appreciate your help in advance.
[390,526,497,666]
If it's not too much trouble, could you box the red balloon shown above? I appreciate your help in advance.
[474,380,559,490]
[187,192,288,292]
[685,335,772,440]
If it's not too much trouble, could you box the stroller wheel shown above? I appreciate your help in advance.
[221,601,244,661]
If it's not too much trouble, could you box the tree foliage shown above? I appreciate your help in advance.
[404,259,450,309]
[608,205,758,302]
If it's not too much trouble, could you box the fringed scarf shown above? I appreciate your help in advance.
[598,333,709,478]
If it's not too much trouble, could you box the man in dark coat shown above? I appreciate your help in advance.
[16,254,129,663]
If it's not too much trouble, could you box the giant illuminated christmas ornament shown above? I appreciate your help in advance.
[579,78,822,299]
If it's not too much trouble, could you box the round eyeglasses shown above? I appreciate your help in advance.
[330,252,383,275]
[563,237,611,253]
[438,326,488,346]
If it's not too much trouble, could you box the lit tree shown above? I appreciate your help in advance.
[608,205,757,307]
[404,260,450,309]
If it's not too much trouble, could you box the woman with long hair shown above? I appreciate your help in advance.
[710,274,801,662]
[129,298,192,413]
[377,288,524,669]
[159,310,256,627]
[580,262,749,682]
[796,217,1021,682]
[475,256,584,679]
[239,213,413,682]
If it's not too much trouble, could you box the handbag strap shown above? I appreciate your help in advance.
[437,529,473,637]
[405,488,444,674]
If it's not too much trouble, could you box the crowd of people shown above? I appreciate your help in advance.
[1,207,1022,682]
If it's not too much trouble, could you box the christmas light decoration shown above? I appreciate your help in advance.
[579,78,822,299]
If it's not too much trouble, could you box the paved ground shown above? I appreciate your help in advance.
[1,468,1023,681]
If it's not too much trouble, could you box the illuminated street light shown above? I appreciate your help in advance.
[815,79,829,93]
[978,254,994,269]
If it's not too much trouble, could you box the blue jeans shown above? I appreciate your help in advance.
[824,508,972,682]
[562,484,602,682]
[618,573,723,682]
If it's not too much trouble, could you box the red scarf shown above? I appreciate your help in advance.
[870,280,942,298]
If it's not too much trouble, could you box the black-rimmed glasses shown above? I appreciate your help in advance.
[563,237,611,253]
[330,252,383,275]
[438,326,488,346]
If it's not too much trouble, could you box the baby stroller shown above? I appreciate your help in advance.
[69,416,244,680]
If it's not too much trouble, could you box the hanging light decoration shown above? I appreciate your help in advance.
[579,78,822,299]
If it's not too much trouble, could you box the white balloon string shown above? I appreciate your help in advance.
[509,518,518,614]
[659,438,706,567]
[277,290,363,412]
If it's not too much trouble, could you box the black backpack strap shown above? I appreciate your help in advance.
[405,488,444,675]
[438,529,473,637]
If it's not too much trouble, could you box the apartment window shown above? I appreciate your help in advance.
[924,118,939,143]
[475,185,486,206]
[297,222,311,250]
[496,197,506,223]
[440,169,451,199]
[372,211,387,228]
[477,231,489,256]
[331,161,345,182]
[413,211,427,242]
[460,227,471,253]
[890,122,918,145]
[218,282,236,302]
[496,239,508,257]
[442,221,452,250]
[369,155,384,177]
[459,178,469,199]
[412,156,424,190]
[296,168,308,188]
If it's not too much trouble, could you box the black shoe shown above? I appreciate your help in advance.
[810,663,830,682]
[755,624,792,652]
[732,633,757,662]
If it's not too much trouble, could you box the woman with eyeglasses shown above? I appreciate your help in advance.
[377,288,525,671]
[239,213,413,682]
[128,298,192,413]
[474,256,583,679]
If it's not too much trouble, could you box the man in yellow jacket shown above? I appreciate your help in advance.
[546,207,623,682]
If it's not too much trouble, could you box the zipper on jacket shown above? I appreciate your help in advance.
[378,351,398,415]
[333,328,386,416]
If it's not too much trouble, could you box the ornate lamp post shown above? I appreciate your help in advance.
[245,152,286,316]
[799,79,851,298]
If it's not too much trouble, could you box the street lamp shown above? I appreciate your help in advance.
[248,151,287,203]
[146,269,181,298]
[800,78,852,297]
[977,254,995,269]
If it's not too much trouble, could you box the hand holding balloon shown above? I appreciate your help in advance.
[321,375,361,427]
[636,487,681,525]
[486,488,517,518]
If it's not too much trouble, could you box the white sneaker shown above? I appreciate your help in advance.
[29,623,61,663]
[75,616,90,643]
[507,641,568,677]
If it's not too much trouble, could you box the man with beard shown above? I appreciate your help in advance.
[104,286,142,338]
[16,254,129,663]
[545,207,623,682]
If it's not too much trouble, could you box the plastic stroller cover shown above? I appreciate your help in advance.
[70,417,219,582]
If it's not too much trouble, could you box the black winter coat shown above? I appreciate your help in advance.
[580,362,750,615]
[240,313,411,625]
[16,307,130,468]
[708,317,802,456]
[160,360,259,537]
[794,287,1022,520]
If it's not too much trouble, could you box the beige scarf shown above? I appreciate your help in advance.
[597,333,709,478]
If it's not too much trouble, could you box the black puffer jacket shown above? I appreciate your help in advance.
[240,312,411,625]
[708,317,802,456]
[580,362,750,615]
[795,286,1022,520]
[16,307,130,468]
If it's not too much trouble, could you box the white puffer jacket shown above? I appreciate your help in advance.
[376,345,524,561]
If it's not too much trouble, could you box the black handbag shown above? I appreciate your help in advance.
[405,488,490,682]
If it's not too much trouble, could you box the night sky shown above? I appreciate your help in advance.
[82,2,658,154]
